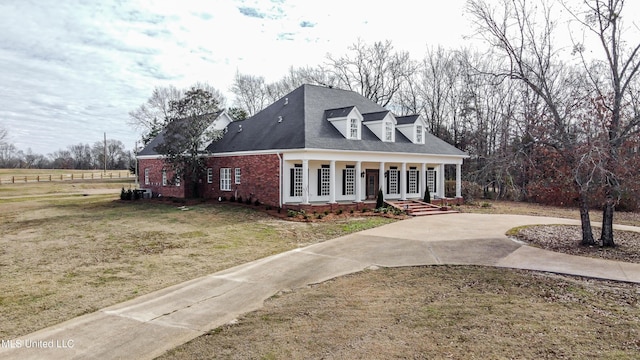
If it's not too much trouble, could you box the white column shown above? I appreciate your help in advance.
[329,160,336,203]
[355,161,362,202]
[439,163,446,198]
[456,163,462,198]
[400,162,407,200]
[420,163,427,199]
[379,162,385,197]
[302,159,309,204]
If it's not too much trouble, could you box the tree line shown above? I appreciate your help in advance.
[129,0,639,246]
[0,128,133,170]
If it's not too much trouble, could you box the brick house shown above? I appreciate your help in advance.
[137,84,468,209]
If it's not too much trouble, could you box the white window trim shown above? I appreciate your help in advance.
[385,121,393,142]
[235,168,241,184]
[220,168,231,191]
[293,165,303,197]
[207,168,213,184]
[416,125,424,144]
[349,118,359,139]
[162,169,167,186]
[144,168,149,185]
[345,167,356,195]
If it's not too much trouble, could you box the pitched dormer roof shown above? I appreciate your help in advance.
[396,115,420,125]
[325,106,356,119]
[362,110,391,122]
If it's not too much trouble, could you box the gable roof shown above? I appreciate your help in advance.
[206,84,466,157]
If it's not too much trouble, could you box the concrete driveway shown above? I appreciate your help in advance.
[2,213,640,360]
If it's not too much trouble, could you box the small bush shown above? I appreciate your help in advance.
[120,187,126,200]
[423,185,431,203]
[324,210,329,216]
[287,209,297,217]
[316,214,323,219]
[230,195,236,202]
[336,209,343,215]
[237,196,243,203]
[245,198,252,205]
[375,188,384,209]
[266,205,272,211]
[350,209,354,214]
[254,199,260,206]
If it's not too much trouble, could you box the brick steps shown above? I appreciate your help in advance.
[386,200,458,216]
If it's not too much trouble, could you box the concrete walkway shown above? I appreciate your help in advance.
[2,213,640,359]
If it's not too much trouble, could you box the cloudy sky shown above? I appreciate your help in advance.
[0,0,470,155]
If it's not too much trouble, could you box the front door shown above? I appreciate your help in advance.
[366,170,379,199]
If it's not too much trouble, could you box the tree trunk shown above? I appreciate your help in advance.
[578,191,596,246]
[600,194,615,247]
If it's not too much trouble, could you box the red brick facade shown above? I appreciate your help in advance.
[138,158,186,198]
[202,154,281,207]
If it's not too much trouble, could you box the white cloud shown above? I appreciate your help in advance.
[0,0,471,155]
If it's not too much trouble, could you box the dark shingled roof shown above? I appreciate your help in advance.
[207,84,467,157]
[396,114,420,125]
[362,110,391,122]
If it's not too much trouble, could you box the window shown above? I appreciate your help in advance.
[220,168,231,191]
[319,165,330,196]
[344,166,355,195]
[162,169,167,186]
[207,168,213,183]
[385,121,393,142]
[175,174,180,187]
[292,164,303,197]
[144,168,149,185]
[349,118,359,139]
[416,125,423,143]
[235,168,241,184]
[388,167,399,194]
[408,168,418,193]
[427,168,436,193]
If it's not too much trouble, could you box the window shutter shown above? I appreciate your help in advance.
[406,171,410,192]
[386,172,389,195]
[342,170,346,195]
[433,171,437,192]
[290,168,294,197]
[317,169,321,195]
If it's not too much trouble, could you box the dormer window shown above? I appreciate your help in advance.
[416,125,424,143]
[326,106,363,140]
[349,118,359,139]
[385,122,393,142]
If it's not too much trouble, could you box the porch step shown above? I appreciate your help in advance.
[386,200,458,216]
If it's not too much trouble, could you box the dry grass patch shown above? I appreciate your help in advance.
[0,193,395,338]
[161,266,640,360]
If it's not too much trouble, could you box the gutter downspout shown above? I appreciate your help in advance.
[277,152,283,208]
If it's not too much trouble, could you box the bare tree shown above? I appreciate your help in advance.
[467,0,598,245]
[130,83,226,144]
[324,40,416,107]
[230,72,270,117]
[565,0,640,246]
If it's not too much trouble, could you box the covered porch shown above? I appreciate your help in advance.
[280,151,463,206]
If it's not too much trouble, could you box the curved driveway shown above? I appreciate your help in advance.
[2,213,640,360]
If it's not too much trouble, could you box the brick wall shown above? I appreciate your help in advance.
[138,158,186,198]
[202,154,281,206]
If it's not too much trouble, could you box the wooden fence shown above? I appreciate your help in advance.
[0,171,135,184]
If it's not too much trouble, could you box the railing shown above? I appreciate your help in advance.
[0,171,135,184]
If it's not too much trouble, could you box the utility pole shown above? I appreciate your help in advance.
[103,132,107,174]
